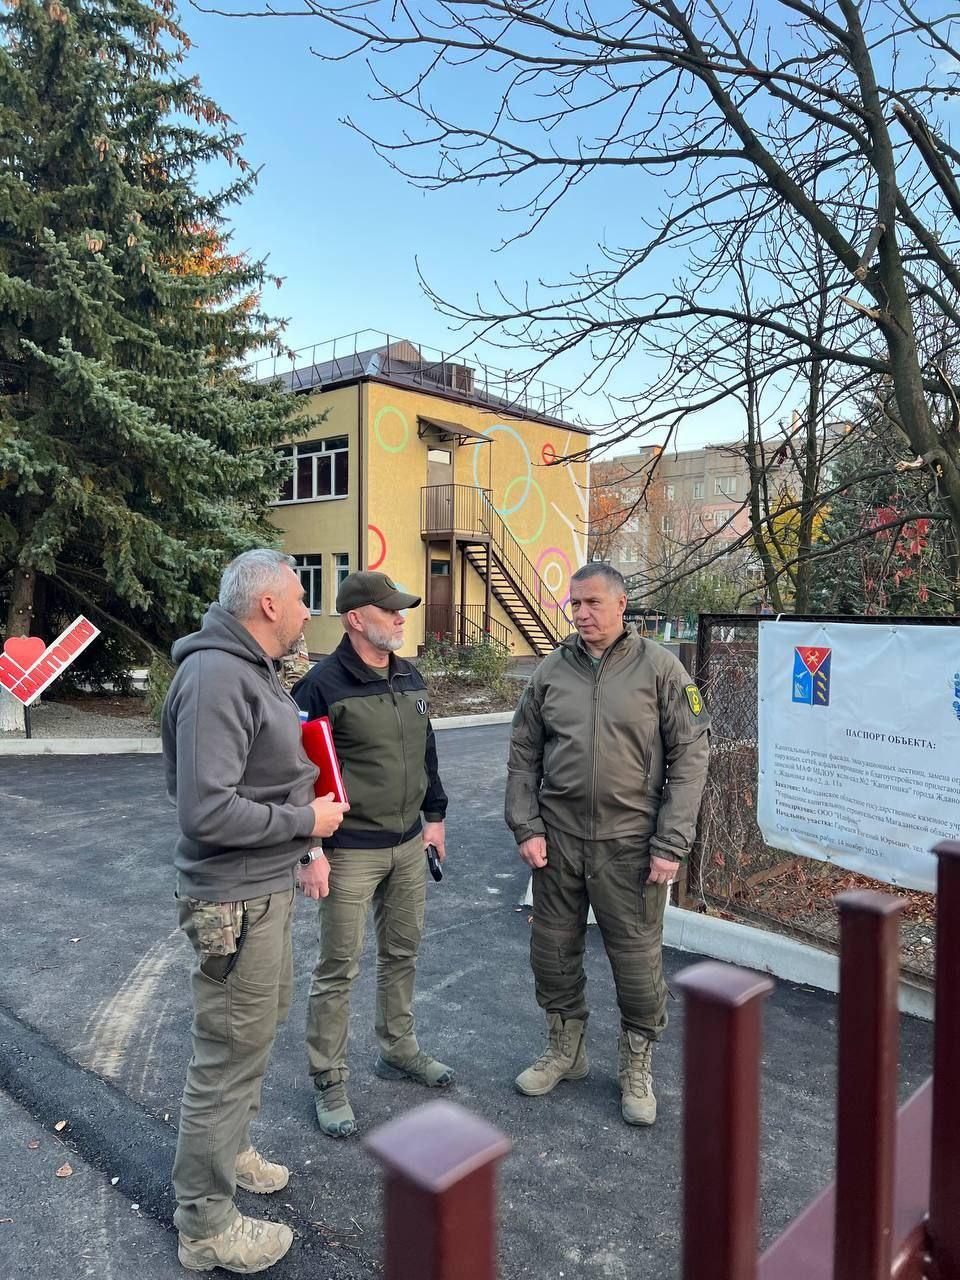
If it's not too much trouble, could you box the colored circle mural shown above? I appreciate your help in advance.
[368,524,387,570]
[535,546,573,612]
[471,423,532,515]
[373,406,410,453]
[541,442,557,465]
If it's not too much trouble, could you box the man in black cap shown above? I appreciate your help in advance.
[291,571,452,1137]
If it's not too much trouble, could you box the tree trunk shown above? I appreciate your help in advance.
[0,564,38,732]
[794,361,822,613]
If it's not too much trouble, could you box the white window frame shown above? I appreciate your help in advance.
[293,554,323,614]
[693,481,704,500]
[665,483,675,501]
[334,553,350,603]
[275,436,349,504]
[714,475,738,497]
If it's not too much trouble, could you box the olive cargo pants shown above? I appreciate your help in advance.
[306,834,427,1080]
[530,828,669,1041]
[172,888,295,1239]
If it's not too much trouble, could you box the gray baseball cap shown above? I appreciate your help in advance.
[336,570,421,614]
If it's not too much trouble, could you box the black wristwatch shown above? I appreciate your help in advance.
[299,847,324,866]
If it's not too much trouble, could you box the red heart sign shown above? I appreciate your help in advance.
[3,636,46,672]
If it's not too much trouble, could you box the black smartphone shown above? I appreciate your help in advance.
[426,844,443,882]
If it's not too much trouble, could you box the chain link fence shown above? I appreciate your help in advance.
[684,614,939,986]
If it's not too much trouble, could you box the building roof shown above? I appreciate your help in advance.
[250,332,590,436]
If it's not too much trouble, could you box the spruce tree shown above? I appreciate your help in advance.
[0,0,304,727]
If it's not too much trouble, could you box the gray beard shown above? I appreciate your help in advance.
[365,622,404,652]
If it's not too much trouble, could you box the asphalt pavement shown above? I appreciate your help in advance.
[0,724,934,1279]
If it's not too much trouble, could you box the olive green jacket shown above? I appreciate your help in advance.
[505,627,710,860]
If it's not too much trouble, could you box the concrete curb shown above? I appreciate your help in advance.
[0,736,162,756]
[665,905,934,1020]
[0,710,515,754]
[519,876,933,1020]
[432,710,515,730]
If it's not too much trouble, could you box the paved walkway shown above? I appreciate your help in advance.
[0,726,933,1279]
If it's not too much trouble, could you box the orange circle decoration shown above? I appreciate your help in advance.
[541,442,557,465]
[368,524,387,570]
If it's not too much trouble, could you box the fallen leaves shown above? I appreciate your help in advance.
[26,1140,39,1151]
[53,1120,66,1132]
[55,1163,73,1178]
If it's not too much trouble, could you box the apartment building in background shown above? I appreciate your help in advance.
[258,332,590,658]
[590,440,755,581]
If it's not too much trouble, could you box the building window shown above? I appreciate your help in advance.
[715,476,738,497]
[661,515,672,534]
[665,484,675,501]
[276,436,349,503]
[430,559,451,576]
[293,554,323,614]
[693,481,705,500]
[334,553,350,602]
[427,447,452,466]
[625,515,640,533]
[714,510,733,526]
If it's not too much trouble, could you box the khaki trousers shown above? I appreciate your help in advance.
[306,834,426,1081]
[172,888,294,1239]
[530,828,669,1041]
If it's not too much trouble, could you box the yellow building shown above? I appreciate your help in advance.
[263,333,590,659]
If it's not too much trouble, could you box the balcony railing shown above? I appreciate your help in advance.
[421,484,491,538]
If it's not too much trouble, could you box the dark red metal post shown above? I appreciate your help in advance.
[833,891,905,1280]
[365,1099,511,1280]
[928,842,960,1280]
[676,960,774,1280]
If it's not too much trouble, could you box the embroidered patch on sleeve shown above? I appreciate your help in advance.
[684,684,704,716]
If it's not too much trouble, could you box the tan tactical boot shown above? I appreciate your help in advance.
[618,1029,657,1126]
[315,1070,356,1138]
[235,1148,289,1194]
[374,1049,455,1088]
[515,1013,588,1096]
[178,1212,293,1273]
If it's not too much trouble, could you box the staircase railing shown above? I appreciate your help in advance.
[424,604,510,652]
[476,492,572,647]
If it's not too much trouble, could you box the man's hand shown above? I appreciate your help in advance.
[297,852,331,900]
[422,820,446,861]
[648,854,680,885]
[310,793,349,838]
[518,835,548,869]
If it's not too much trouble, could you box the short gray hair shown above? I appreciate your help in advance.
[219,549,297,619]
[571,562,626,594]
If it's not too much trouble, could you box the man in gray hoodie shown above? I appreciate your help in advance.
[162,549,348,1275]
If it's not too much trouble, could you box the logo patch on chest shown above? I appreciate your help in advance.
[416,698,427,715]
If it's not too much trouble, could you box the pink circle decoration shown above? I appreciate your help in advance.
[368,524,387,570]
[535,546,572,610]
[541,442,557,466]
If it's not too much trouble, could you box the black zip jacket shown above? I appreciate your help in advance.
[292,634,447,848]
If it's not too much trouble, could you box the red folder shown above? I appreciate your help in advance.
[301,716,348,803]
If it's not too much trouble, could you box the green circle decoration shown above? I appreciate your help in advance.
[503,477,547,544]
[374,406,410,453]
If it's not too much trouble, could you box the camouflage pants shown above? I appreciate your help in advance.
[172,888,295,1239]
[530,828,669,1042]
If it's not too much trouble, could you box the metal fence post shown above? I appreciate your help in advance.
[833,890,904,1280]
[928,842,960,1280]
[676,961,774,1280]
[365,1099,511,1280]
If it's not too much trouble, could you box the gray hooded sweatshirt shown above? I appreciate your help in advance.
[162,604,319,901]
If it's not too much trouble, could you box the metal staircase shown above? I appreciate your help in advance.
[421,484,573,658]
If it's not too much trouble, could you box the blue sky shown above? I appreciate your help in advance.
[181,4,784,452]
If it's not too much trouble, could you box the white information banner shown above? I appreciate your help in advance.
[757,620,960,893]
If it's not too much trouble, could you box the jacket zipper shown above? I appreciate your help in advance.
[388,675,408,834]
[588,634,626,839]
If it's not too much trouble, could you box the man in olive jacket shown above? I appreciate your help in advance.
[505,562,709,1125]
[292,571,452,1138]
